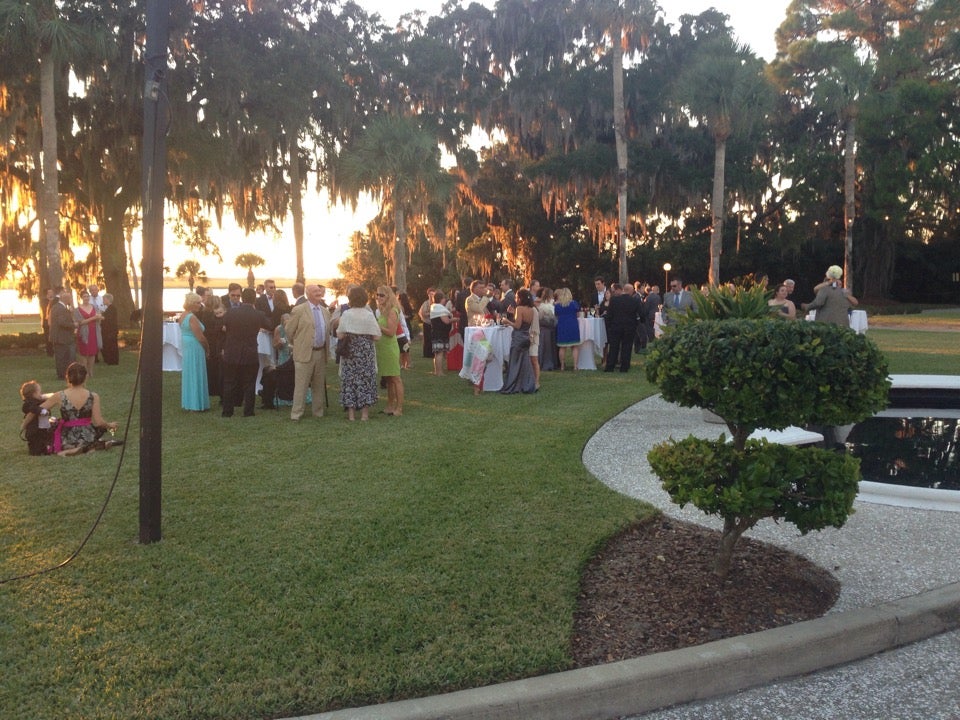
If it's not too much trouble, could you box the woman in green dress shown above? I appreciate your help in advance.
[375,285,404,416]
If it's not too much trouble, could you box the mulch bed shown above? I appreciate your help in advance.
[571,516,839,666]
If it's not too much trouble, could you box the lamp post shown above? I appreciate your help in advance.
[663,262,671,291]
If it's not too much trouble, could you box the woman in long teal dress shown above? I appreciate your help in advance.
[180,292,210,411]
[375,285,404,416]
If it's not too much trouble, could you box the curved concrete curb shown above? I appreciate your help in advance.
[299,582,960,720]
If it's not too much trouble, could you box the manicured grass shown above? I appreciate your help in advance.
[867,329,960,374]
[1,351,653,719]
[0,318,41,335]
[2,325,957,720]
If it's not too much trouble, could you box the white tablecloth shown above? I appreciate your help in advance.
[849,309,868,334]
[804,309,868,334]
[161,322,273,374]
[462,325,511,391]
[576,317,607,370]
[162,322,182,371]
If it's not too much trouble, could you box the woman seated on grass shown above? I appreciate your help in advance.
[40,362,121,456]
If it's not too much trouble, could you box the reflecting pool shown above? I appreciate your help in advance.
[845,410,960,491]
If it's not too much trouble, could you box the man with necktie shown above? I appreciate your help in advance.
[284,283,332,421]
[662,278,694,325]
[222,282,243,309]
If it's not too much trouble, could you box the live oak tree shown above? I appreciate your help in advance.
[769,39,872,292]
[772,0,960,300]
[0,0,111,297]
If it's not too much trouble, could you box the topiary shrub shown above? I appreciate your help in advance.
[645,316,890,577]
[0,333,45,351]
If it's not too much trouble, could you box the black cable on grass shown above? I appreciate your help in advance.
[0,326,144,585]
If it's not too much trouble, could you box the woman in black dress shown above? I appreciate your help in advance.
[100,293,120,364]
[201,295,226,403]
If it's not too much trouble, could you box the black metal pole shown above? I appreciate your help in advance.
[139,0,170,544]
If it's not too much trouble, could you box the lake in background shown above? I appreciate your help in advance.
[0,285,342,318]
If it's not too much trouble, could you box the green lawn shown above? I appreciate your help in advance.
[1,326,956,719]
[1,351,652,719]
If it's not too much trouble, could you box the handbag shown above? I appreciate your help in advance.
[336,333,352,360]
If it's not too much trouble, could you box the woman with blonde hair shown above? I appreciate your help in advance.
[374,285,405,415]
[180,292,210,411]
[804,265,859,326]
[553,287,581,371]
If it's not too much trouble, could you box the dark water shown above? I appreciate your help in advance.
[845,411,960,491]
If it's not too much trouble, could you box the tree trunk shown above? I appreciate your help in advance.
[716,514,757,579]
[709,136,727,287]
[39,50,63,290]
[126,218,141,309]
[289,141,305,283]
[857,218,895,301]
[99,203,136,328]
[613,37,629,285]
[843,116,856,292]
[393,205,408,293]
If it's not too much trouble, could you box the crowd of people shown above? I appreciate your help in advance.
[172,276,621,420]
[44,283,119,381]
[174,281,407,421]
[21,266,859,454]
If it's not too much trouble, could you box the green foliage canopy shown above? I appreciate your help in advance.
[646,318,891,446]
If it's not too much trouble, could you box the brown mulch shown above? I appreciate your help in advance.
[571,516,839,667]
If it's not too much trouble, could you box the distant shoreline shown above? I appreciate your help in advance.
[0,277,336,292]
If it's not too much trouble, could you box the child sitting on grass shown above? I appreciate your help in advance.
[20,380,55,456]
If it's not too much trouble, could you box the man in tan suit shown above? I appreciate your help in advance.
[464,279,491,327]
[284,284,332,420]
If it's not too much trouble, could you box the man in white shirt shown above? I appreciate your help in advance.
[87,284,106,313]
[592,277,607,308]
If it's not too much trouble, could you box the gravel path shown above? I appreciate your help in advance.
[583,395,960,719]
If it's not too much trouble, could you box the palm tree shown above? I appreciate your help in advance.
[585,0,658,285]
[674,36,771,286]
[332,115,455,293]
[175,260,206,292]
[234,253,265,288]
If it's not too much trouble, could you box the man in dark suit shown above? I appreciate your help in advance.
[291,281,307,306]
[454,278,471,327]
[49,287,77,379]
[221,287,270,417]
[255,278,281,328]
[637,283,661,351]
[604,283,641,372]
[499,279,516,320]
[222,282,243,310]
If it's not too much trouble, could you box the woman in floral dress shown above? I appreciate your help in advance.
[337,286,382,421]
